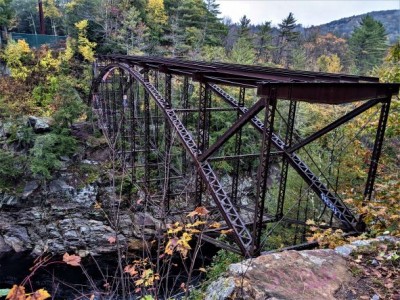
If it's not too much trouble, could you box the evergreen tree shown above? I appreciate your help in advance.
[238,15,251,39]
[276,12,299,68]
[255,21,273,64]
[230,15,255,64]
[164,0,225,57]
[349,15,387,75]
[0,0,13,31]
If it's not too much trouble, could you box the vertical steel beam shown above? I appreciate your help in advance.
[253,86,277,255]
[231,87,245,205]
[181,77,189,175]
[154,71,160,149]
[195,82,211,205]
[276,98,297,219]
[143,69,151,204]
[130,78,137,188]
[164,73,172,211]
[364,98,391,200]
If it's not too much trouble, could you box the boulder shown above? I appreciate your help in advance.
[27,116,52,133]
[22,180,40,199]
[206,249,353,300]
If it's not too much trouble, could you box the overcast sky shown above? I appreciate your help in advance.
[215,0,400,26]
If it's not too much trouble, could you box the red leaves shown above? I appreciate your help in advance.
[62,253,81,267]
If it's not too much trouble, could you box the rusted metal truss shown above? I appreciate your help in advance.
[90,55,399,257]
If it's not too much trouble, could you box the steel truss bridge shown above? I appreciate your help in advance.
[90,55,399,257]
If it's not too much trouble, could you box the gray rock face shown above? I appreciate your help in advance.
[206,249,353,300]
[22,181,40,199]
[0,180,143,257]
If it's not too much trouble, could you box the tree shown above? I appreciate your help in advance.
[255,21,273,64]
[276,12,299,68]
[238,15,251,39]
[317,54,343,73]
[146,0,168,53]
[43,0,62,35]
[349,15,387,75]
[0,0,13,41]
[230,15,255,64]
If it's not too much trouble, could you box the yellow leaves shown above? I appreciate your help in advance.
[38,50,61,72]
[74,19,88,31]
[186,220,206,228]
[6,286,50,300]
[220,229,233,235]
[62,253,81,267]
[75,19,96,62]
[307,227,346,249]
[26,289,51,300]
[146,0,168,26]
[6,285,25,300]
[317,54,343,73]
[2,40,33,81]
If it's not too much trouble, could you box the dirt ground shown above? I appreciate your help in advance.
[335,240,399,300]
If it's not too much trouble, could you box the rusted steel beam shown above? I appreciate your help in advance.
[364,98,391,200]
[97,54,380,84]
[257,83,399,104]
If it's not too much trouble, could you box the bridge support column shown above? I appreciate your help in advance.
[253,87,277,255]
[364,97,391,201]
[276,97,297,219]
[143,70,151,205]
[231,87,245,205]
[195,82,211,206]
[164,73,172,213]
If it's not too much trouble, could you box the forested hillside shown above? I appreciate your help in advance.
[312,9,399,44]
[1,1,398,74]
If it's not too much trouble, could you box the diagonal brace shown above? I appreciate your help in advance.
[288,98,385,153]
[198,98,265,161]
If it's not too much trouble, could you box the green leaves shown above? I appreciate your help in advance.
[349,15,388,75]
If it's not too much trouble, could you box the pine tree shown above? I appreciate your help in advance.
[349,15,387,75]
[231,15,255,65]
[276,12,299,68]
[0,0,13,29]
[255,21,273,64]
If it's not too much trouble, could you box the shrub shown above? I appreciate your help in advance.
[0,149,26,189]
[30,131,77,179]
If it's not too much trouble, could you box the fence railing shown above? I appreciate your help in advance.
[9,33,67,48]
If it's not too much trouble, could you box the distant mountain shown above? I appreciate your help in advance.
[310,10,399,44]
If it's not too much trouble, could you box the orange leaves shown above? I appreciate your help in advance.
[6,286,50,300]
[63,253,81,267]
[124,259,159,291]
[187,206,209,218]
[6,285,25,300]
